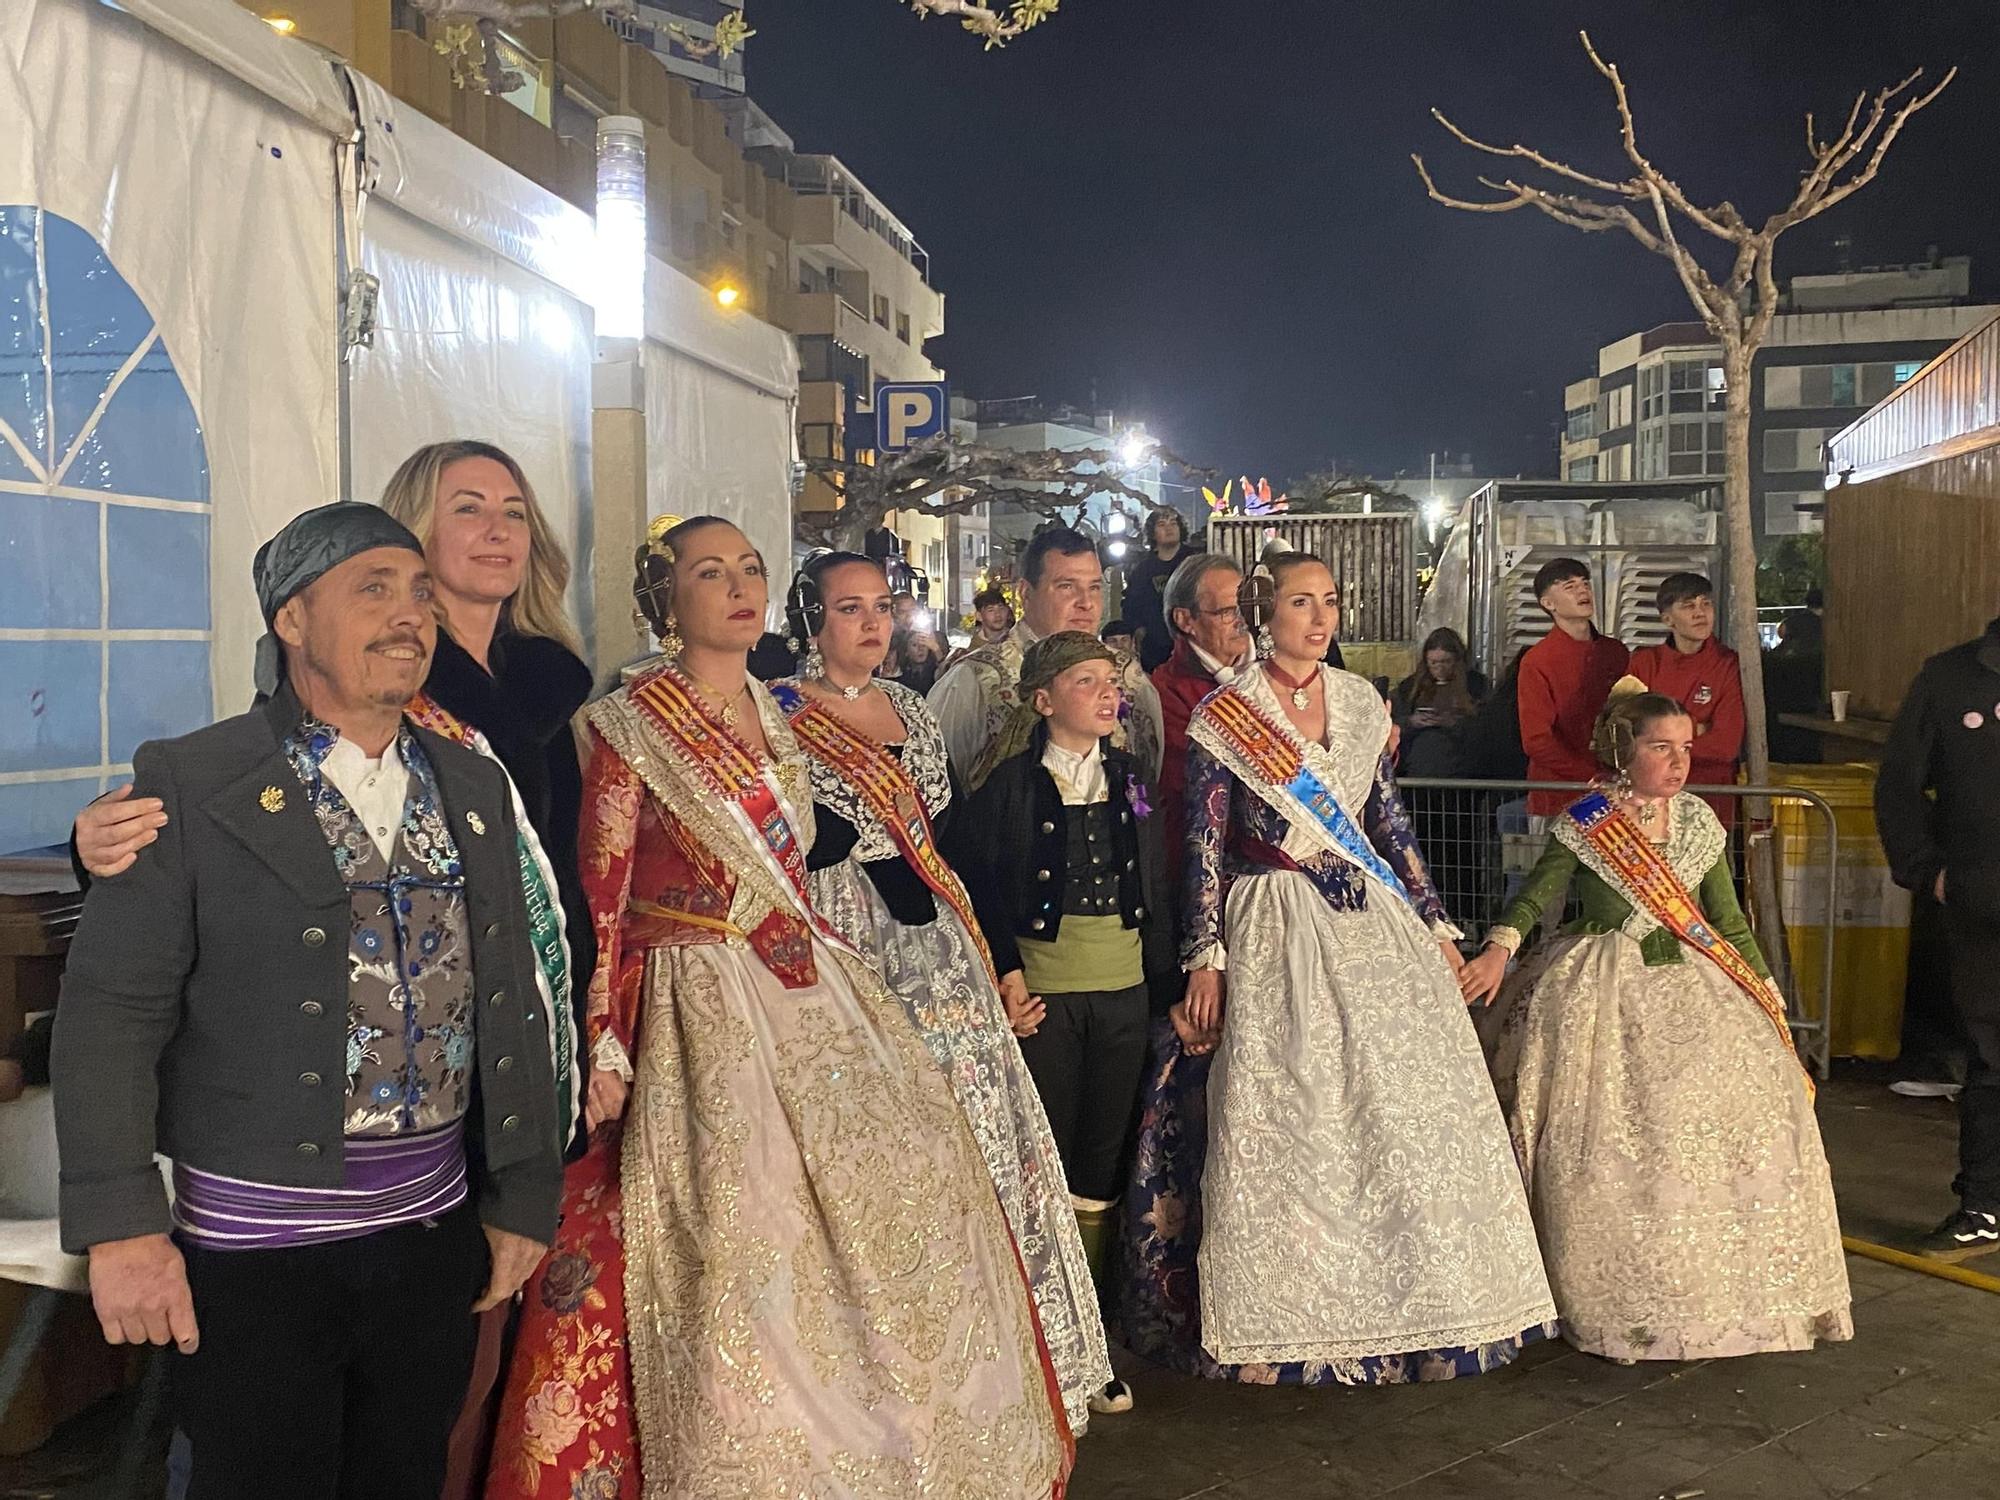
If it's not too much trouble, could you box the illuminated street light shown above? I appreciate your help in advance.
[594,116,647,341]
[1423,497,1451,543]
[1118,430,1154,467]
[714,282,742,310]
[262,14,298,32]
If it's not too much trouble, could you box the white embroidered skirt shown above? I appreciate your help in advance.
[1198,871,1556,1366]
[1487,931,1852,1361]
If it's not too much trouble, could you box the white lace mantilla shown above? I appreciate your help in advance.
[791,679,952,863]
[586,673,816,940]
[1554,792,1728,944]
[1204,665,1384,866]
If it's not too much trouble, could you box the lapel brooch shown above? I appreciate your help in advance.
[259,786,286,814]
[466,810,487,836]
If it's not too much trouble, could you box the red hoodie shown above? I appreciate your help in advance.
[1519,627,1629,816]
[1629,636,1745,815]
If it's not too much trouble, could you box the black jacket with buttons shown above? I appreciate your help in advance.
[950,724,1176,1006]
[1876,618,2000,927]
[52,687,564,1254]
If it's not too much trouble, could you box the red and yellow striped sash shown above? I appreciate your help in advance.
[782,695,999,989]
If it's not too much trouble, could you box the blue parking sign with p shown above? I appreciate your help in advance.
[875,382,949,452]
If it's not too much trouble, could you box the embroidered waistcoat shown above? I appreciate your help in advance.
[285,723,476,1136]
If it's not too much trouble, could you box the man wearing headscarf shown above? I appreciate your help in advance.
[52,502,562,1500]
[951,632,1174,1415]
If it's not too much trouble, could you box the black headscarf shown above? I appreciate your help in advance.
[251,502,425,695]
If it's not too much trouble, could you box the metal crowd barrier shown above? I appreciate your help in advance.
[1396,778,1839,1079]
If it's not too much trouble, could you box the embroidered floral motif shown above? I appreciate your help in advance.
[285,718,473,1134]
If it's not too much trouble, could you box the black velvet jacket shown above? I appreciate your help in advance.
[948,724,1175,1005]
[803,748,956,927]
[425,629,594,1150]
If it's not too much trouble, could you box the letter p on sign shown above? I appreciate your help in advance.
[875,382,949,452]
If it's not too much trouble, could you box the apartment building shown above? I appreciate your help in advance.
[249,0,949,570]
[1558,255,1996,546]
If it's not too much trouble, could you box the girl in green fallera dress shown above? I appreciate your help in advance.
[1460,678,1851,1362]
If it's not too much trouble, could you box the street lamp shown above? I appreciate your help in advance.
[1118,430,1154,468]
[714,282,742,310]
[1423,497,1451,543]
[594,116,647,342]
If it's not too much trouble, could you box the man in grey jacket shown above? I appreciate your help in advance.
[53,503,563,1500]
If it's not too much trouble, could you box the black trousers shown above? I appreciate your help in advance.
[1948,914,2000,1211]
[1903,891,1966,1075]
[174,1202,488,1500]
[1016,984,1149,1201]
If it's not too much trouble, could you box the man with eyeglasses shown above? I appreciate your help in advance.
[1151,553,1253,888]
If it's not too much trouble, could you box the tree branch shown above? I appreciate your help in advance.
[1426,108,1636,198]
[1769,67,1955,232]
[1578,31,1743,241]
[905,0,1061,48]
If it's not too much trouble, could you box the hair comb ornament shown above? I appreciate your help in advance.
[643,512,686,562]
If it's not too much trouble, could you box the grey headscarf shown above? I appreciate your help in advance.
[251,502,425,696]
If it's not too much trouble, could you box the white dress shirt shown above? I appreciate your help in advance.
[1041,737,1110,806]
[1190,642,1250,687]
[320,734,410,861]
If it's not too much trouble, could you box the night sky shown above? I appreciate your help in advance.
[751,0,2000,487]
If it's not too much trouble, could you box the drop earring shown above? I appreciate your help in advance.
[660,617,685,659]
[803,644,826,679]
[1256,625,1275,659]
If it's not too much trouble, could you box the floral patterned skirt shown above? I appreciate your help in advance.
[1486,932,1852,1361]
[487,938,1070,1500]
[1119,1016,1543,1386]
[811,858,1113,1434]
[1120,873,1555,1384]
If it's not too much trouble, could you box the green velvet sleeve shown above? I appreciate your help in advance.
[1494,837,1581,938]
[1697,858,1771,980]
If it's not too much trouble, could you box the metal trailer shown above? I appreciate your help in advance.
[1206,512,1423,682]
[1416,479,1728,679]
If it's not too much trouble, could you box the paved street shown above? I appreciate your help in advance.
[0,1074,1988,1500]
[1071,1074,1988,1500]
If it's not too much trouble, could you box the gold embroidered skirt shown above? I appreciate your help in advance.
[619,937,1067,1498]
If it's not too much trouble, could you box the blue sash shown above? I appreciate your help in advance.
[1196,686,1414,912]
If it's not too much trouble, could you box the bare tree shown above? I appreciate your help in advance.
[1287,470,1419,516]
[799,433,1189,552]
[1413,31,1953,994]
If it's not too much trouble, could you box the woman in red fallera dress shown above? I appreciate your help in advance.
[484,515,1070,1500]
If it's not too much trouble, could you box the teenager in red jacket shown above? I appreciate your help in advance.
[1518,557,1629,819]
[1628,572,1744,819]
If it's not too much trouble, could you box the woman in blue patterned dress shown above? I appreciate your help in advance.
[1122,552,1553,1383]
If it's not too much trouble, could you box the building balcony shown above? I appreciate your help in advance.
[773,288,872,347]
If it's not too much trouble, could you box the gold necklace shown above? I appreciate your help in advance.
[678,660,750,727]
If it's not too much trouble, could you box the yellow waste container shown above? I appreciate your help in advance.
[1768,763,1911,1059]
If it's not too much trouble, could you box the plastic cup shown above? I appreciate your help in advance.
[1830,690,1851,723]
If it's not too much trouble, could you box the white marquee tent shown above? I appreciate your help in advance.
[0,0,799,854]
